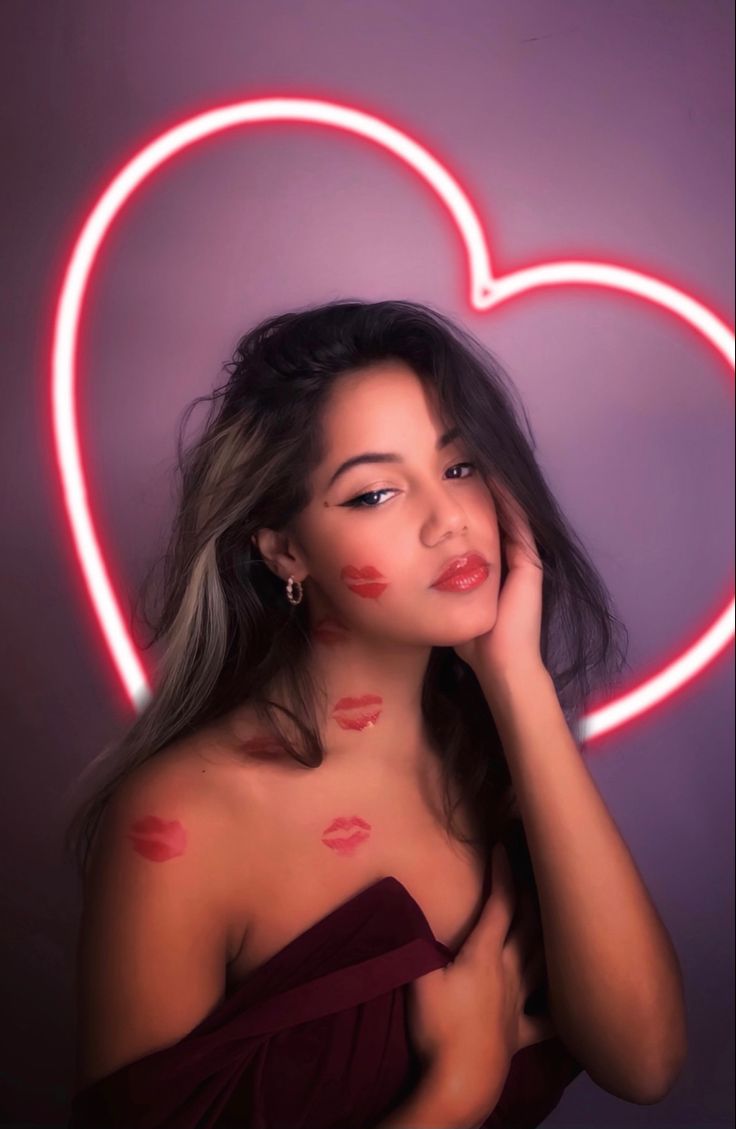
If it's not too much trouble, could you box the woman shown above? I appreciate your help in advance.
[65,299,683,1127]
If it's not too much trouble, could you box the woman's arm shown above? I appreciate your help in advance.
[481,663,687,1102]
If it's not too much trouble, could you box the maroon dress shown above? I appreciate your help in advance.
[68,838,584,1128]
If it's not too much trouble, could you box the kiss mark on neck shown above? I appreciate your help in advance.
[240,734,287,761]
[312,616,350,645]
[331,693,383,731]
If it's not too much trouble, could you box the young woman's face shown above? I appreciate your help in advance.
[289,361,503,649]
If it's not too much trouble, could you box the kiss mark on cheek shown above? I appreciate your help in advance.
[128,815,187,862]
[313,616,350,646]
[331,693,383,731]
[321,815,372,857]
[340,564,388,600]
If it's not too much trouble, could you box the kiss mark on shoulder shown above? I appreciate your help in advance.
[127,814,188,862]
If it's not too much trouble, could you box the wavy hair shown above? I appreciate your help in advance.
[62,298,629,882]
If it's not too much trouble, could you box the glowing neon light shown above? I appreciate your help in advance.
[50,96,735,741]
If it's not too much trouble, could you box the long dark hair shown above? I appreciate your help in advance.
[62,298,629,881]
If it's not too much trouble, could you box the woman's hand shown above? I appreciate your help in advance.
[405,842,556,1112]
[453,480,545,686]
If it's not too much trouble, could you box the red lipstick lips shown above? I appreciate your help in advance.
[430,551,490,591]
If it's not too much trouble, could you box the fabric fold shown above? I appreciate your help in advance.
[68,846,583,1128]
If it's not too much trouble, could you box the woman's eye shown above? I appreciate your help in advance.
[342,462,476,509]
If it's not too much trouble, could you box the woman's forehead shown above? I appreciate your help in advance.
[320,363,447,442]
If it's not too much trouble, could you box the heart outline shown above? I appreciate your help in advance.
[49,96,735,743]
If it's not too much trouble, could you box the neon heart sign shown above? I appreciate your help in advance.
[51,97,735,744]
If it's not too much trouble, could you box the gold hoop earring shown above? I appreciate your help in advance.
[285,575,303,606]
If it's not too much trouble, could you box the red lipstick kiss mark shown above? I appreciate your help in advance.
[128,815,187,862]
[340,565,389,600]
[241,734,287,761]
[321,815,372,857]
[313,616,349,645]
[330,692,383,731]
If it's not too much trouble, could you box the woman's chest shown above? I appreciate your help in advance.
[221,752,489,990]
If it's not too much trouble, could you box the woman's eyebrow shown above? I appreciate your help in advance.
[325,426,462,490]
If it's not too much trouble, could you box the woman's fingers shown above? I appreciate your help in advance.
[458,843,516,963]
[504,883,548,1004]
[483,844,516,925]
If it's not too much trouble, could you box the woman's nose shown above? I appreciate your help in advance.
[422,494,469,539]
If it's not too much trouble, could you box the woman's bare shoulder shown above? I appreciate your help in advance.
[117,715,262,825]
[114,703,306,876]
[130,701,262,775]
[96,730,240,874]
[105,719,266,958]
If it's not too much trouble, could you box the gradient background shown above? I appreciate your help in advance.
[2,1,734,1125]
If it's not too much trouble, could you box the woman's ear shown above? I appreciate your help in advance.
[252,527,307,584]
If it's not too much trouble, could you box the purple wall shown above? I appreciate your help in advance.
[1,0,733,1124]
